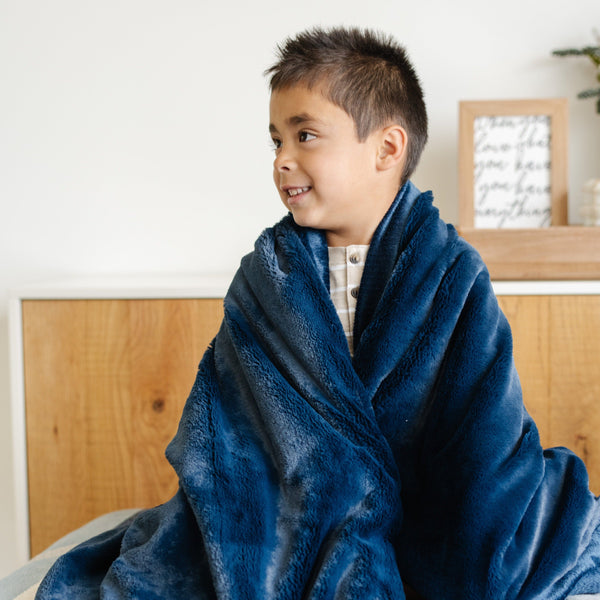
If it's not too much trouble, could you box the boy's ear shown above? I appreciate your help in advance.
[376,125,408,172]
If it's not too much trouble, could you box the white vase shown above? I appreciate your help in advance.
[580,178,600,226]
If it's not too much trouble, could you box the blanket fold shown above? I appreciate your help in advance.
[36,182,600,600]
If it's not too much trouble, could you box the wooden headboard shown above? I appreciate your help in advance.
[12,279,600,558]
[11,279,229,558]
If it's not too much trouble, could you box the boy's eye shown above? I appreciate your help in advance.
[270,138,282,151]
[299,131,316,143]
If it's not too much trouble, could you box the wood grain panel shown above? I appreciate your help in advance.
[22,298,223,556]
[460,227,600,280]
[549,296,600,493]
[498,296,551,443]
[499,295,600,494]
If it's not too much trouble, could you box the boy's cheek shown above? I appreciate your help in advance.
[272,174,288,208]
[272,169,282,193]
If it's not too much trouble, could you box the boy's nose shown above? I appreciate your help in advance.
[274,148,295,172]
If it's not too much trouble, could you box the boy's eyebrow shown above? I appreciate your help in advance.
[269,113,323,133]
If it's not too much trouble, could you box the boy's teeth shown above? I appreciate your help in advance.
[288,187,310,197]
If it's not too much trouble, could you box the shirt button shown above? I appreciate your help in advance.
[349,253,360,264]
[351,287,359,299]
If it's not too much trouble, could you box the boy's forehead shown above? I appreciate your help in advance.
[269,85,345,129]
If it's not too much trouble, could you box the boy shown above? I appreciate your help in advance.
[37,27,600,600]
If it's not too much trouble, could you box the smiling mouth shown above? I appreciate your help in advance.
[287,186,311,197]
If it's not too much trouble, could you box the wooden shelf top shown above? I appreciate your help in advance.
[458,226,600,280]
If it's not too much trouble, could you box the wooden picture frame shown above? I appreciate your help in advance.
[459,98,568,229]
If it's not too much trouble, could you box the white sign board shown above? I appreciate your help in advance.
[473,115,552,228]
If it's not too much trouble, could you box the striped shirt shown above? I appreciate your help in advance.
[328,245,369,356]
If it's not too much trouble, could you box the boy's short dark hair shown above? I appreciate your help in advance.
[265,26,428,184]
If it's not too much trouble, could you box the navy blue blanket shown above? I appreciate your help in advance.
[36,182,600,599]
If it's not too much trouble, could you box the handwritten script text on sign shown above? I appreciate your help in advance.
[473,115,552,228]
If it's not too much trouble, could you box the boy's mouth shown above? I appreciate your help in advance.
[286,186,311,198]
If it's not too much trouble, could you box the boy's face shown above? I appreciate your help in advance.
[269,85,396,247]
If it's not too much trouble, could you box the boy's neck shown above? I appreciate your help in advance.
[325,186,400,247]
[326,230,372,247]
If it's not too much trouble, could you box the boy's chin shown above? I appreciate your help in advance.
[289,214,311,228]
[287,210,319,230]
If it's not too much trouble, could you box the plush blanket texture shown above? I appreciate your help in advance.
[36,182,600,599]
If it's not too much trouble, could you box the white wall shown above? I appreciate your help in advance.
[1,0,599,576]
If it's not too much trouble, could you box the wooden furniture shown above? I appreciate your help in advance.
[9,278,600,561]
[459,227,600,280]
[9,278,230,560]
[496,283,600,494]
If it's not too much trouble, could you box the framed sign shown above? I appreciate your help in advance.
[459,99,568,229]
